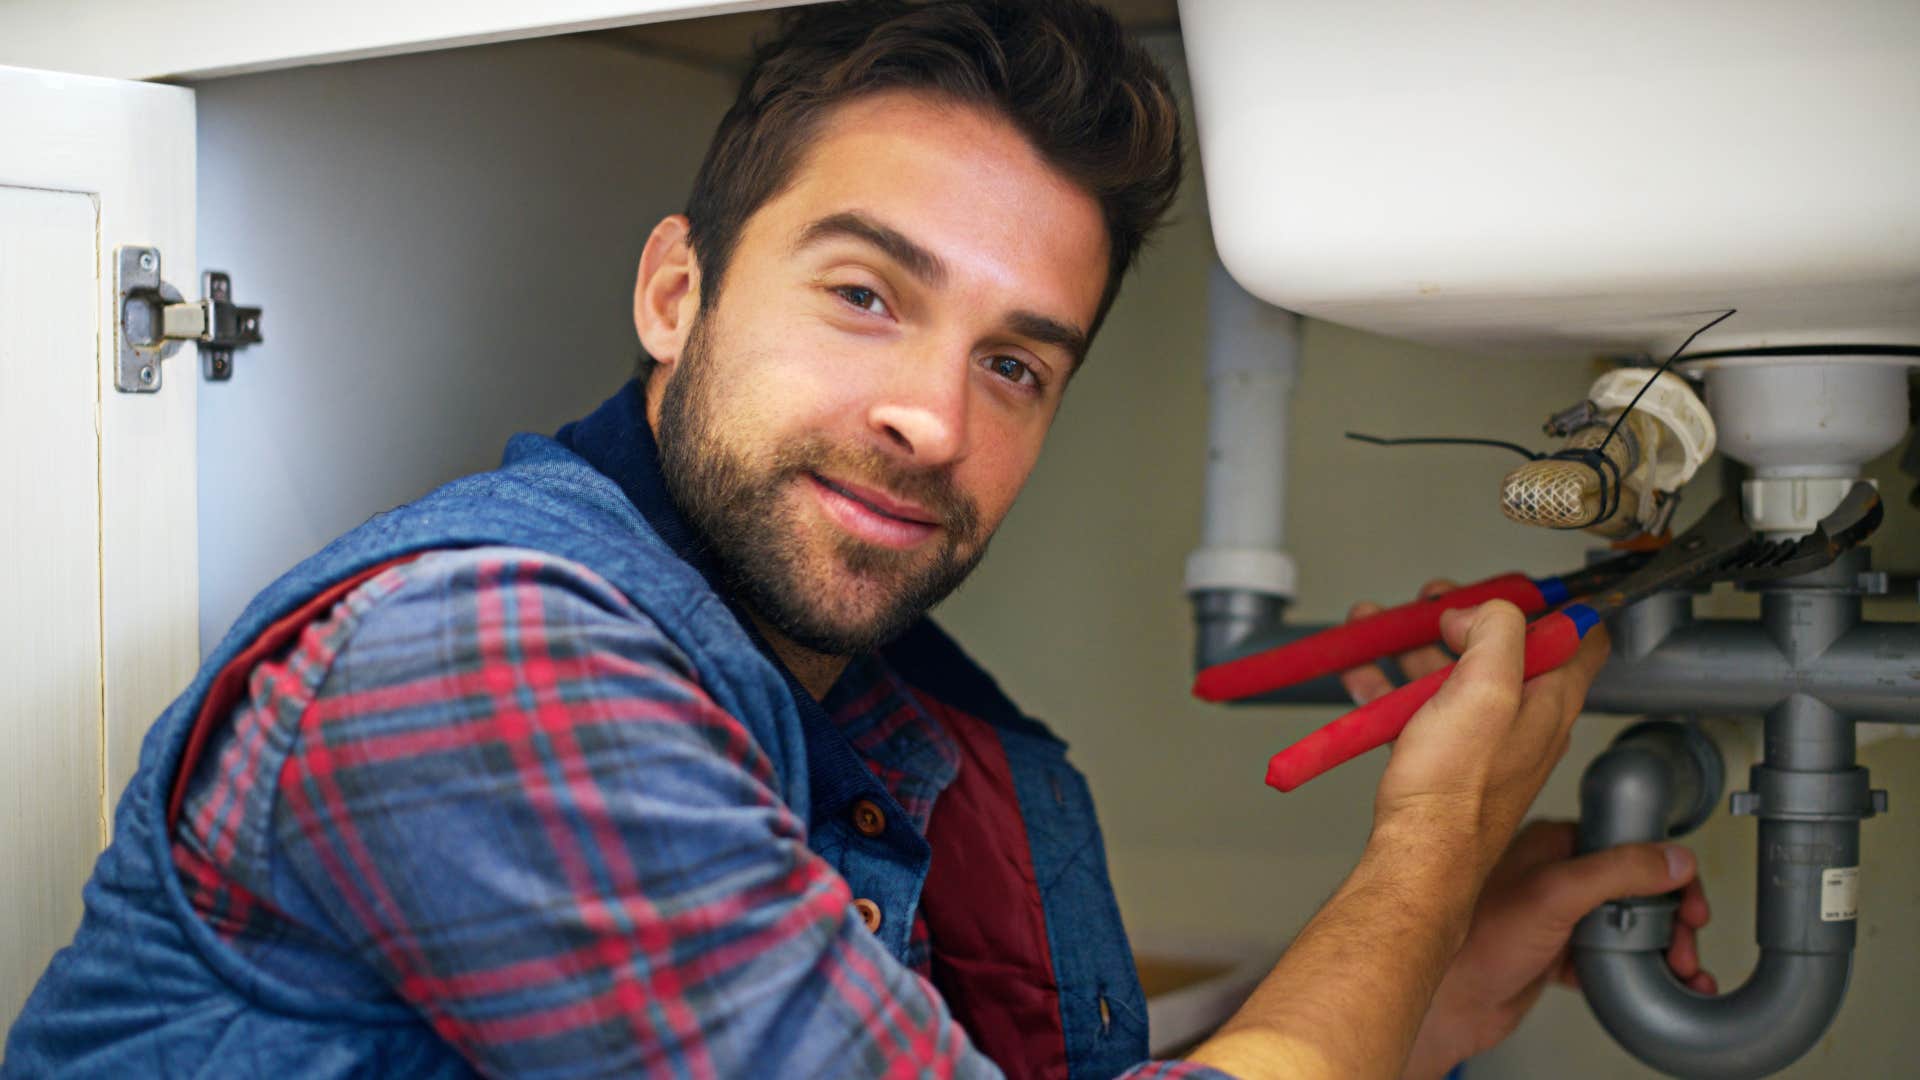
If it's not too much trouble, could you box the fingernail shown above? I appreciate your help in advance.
[1664,844,1695,881]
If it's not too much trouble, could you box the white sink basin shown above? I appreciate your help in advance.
[1179,0,1920,356]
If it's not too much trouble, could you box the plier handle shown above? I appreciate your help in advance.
[1191,553,1647,703]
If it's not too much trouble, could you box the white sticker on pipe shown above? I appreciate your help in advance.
[1821,866,1860,922]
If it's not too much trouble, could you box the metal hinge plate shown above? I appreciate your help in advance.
[115,246,262,392]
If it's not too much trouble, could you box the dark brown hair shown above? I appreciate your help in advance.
[679,0,1182,344]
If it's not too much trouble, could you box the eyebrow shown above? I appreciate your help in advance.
[1006,310,1090,371]
[794,210,1091,370]
[795,211,948,288]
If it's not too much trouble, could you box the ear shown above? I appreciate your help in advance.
[633,214,702,370]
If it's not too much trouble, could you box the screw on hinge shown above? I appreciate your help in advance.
[1871,790,1889,815]
[1730,791,1761,816]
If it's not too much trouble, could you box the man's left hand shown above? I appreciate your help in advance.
[1401,819,1714,1080]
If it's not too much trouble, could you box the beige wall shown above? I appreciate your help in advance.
[934,51,1920,1071]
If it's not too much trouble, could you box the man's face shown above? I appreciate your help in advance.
[649,91,1111,657]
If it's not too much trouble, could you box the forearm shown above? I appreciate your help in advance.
[1186,824,1478,1080]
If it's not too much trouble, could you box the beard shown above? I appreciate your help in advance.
[654,316,989,657]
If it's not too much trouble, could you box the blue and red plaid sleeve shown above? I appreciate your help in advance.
[184,546,1231,1078]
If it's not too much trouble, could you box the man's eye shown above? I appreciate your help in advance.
[985,355,1039,388]
[832,285,889,316]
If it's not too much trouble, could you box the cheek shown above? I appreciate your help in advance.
[721,323,871,433]
[963,420,1046,523]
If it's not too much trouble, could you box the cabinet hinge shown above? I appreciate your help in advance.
[115,245,262,393]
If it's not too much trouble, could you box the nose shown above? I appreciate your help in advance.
[867,350,969,466]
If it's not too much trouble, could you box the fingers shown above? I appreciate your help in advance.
[1398,579,1460,678]
[1567,620,1612,683]
[1554,951,1580,990]
[1338,601,1398,704]
[1522,841,1715,995]
[1669,875,1716,991]
[1677,876,1711,928]
[1339,580,1463,700]
[1668,921,1701,979]
[1667,924,1716,993]
[1396,643,1456,681]
[1510,620,1613,759]
[1427,600,1527,728]
[1520,842,1698,931]
[1666,918,1719,994]
[1435,586,1474,656]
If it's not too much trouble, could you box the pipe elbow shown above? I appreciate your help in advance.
[1575,948,1851,1079]
[1578,744,1674,850]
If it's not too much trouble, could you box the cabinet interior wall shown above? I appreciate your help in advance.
[195,35,736,649]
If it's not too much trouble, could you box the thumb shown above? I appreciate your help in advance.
[1529,842,1696,929]
[1438,600,1523,664]
[1423,601,1525,724]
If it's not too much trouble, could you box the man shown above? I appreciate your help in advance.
[5,2,1714,1077]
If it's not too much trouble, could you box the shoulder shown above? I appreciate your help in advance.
[304,545,768,763]
[285,543,784,813]
[333,544,696,679]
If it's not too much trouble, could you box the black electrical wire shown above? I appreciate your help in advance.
[1595,308,1737,462]
[1343,433,1542,460]
[1345,308,1737,531]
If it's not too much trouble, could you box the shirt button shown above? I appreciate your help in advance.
[851,799,887,838]
[853,898,883,933]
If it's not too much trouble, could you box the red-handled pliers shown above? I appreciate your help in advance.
[1196,485,1883,794]
[1190,554,1647,704]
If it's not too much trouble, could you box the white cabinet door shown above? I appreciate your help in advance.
[0,65,197,1033]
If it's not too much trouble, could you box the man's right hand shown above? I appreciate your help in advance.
[1187,586,1612,1080]
[1365,595,1611,881]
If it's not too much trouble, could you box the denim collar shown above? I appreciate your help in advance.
[554,378,719,585]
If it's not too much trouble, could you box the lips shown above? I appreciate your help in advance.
[812,474,938,525]
[807,473,942,550]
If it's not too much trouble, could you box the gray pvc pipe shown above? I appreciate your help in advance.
[1574,704,1865,1078]
[1575,951,1852,1080]
[1584,563,1920,721]
[1195,588,1920,723]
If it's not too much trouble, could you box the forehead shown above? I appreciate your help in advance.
[740,91,1110,327]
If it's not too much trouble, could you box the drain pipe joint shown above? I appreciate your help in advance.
[1188,260,1302,665]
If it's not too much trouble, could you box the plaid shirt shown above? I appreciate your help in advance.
[172,546,1221,1079]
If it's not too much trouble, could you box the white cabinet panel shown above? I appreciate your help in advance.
[0,64,197,1033]
[0,184,104,1034]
